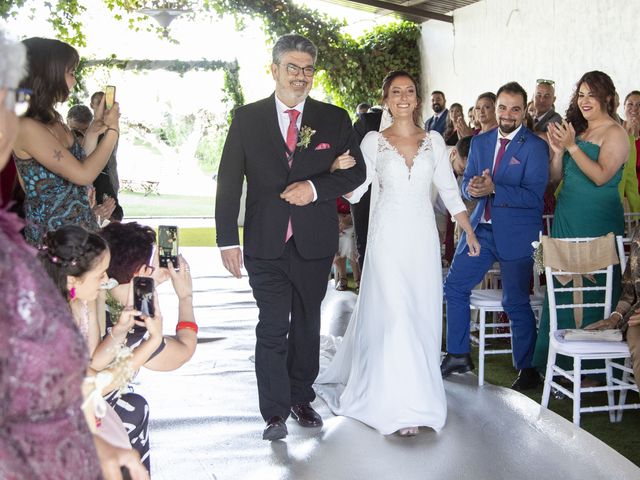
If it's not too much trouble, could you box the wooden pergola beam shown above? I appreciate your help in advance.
[346,0,453,23]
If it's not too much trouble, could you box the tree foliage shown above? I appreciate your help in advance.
[3,0,421,111]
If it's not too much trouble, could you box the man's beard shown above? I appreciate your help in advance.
[499,120,519,134]
[432,103,443,114]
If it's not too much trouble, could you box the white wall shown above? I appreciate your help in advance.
[420,0,635,119]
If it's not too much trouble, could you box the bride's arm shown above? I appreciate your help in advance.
[346,131,378,203]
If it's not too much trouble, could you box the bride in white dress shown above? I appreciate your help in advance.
[315,71,480,436]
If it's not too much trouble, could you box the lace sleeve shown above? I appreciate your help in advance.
[348,131,379,204]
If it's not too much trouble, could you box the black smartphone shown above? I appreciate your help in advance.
[158,225,179,269]
[133,277,155,320]
[105,85,116,109]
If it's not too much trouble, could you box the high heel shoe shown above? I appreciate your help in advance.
[397,427,419,437]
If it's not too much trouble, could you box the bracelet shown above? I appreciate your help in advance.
[105,127,119,136]
[611,311,624,320]
[176,321,198,334]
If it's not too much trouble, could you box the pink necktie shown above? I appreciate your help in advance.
[285,109,300,242]
[483,137,510,221]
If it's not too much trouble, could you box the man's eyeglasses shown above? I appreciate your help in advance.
[536,79,555,87]
[8,88,32,116]
[284,63,315,77]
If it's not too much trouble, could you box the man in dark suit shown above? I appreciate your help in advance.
[533,79,562,133]
[441,82,549,390]
[351,107,382,271]
[424,90,449,135]
[215,34,366,441]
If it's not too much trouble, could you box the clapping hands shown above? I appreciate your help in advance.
[547,120,576,155]
[467,168,494,198]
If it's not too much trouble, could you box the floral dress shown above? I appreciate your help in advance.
[14,140,99,246]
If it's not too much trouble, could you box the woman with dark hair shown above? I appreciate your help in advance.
[0,31,147,480]
[12,37,120,246]
[533,71,629,371]
[40,224,165,474]
[443,102,463,146]
[100,221,197,372]
[316,71,479,436]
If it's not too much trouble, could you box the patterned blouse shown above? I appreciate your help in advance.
[614,225,640,333]
[14,140,99,247]
[0,209,101,478]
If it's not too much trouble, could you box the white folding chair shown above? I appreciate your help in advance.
[470,271,544,386]
[540,235,639,426]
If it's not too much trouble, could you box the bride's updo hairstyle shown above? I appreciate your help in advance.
[380,70,422,126]
[566,70,617,136]
[39,225,108,299]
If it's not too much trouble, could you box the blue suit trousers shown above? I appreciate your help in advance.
[444,224,537,369]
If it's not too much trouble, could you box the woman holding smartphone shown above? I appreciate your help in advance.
[12,37,120,246]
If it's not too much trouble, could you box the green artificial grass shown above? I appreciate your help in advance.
[120,192,214,217]
[470,340,640,466]
[148,227,243,247]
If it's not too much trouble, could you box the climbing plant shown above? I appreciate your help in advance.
[4,0,420,112]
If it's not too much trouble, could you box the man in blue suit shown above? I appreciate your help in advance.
[441,81,549,390]
[424,90,448,135]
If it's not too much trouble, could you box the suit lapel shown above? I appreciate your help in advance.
[292,97,320,169]
[263,94,292,170]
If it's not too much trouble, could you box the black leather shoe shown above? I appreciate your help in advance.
[290,403,323,427]
[263,416,287,441]
[440,353,475,378]
[511,368,541,391]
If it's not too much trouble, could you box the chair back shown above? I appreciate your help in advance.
[542,234,618,332]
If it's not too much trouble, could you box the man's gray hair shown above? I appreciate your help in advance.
[0,30,27,110]
[272,34,317,65]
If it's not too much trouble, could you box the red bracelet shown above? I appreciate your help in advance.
[176,321,198,334]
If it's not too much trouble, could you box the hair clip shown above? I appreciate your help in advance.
[50,255,59,264]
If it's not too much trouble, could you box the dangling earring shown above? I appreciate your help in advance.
[69,287,76,300]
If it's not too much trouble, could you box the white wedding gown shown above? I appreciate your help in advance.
[315,130,466,434]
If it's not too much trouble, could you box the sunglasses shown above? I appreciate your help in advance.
[536,79,555,87]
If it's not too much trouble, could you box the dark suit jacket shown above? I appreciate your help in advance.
[353,110,382,143]
[534,109,562,133]
[461,126,549,260]
[424,109,449,135]
[215,94,366,260]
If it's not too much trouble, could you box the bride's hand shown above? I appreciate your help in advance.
[466,233,481,257]
[330,150,355,172]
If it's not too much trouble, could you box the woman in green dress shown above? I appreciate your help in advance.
[532,71,629,372]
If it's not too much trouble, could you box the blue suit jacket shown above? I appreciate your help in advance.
[424,109,448,135]
[460,127,549,260]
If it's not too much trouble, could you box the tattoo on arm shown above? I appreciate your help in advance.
[53,149,63,162]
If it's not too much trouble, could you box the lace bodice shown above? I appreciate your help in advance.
[351,131,466,238]
[13,141,99,246]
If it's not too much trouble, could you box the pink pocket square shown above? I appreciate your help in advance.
[315,143,331,150]
[509,157,521,165]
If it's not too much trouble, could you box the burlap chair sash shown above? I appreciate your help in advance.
[541,233,619,327]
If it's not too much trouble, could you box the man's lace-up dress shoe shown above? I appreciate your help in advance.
[511,368,541,391]
[263,416,287,441]
[290,403,323,427]
[440,353,475,378]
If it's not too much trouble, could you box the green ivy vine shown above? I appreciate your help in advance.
[3,0,421,112]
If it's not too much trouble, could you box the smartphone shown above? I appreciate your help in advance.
[104,85,116,109]
[158,225,179,269]
[133,277,155,320]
